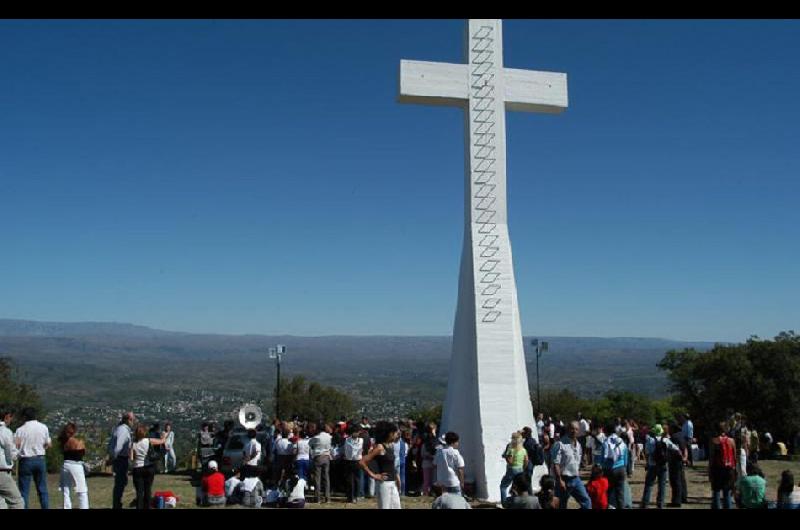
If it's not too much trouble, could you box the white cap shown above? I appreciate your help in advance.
[208,460,218,470]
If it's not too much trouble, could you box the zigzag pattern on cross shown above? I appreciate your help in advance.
[471,24,502,324]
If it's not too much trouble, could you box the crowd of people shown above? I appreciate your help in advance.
[1,402,800,510]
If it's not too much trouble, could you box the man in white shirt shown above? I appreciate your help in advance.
[308,423,332,503]
[108,411,135,510]
[274,430,295,483]
[242,429,262,478]
[577,413,591,466]
[13,407,51,509]
[434,432,465,494]
[0,405,24,509]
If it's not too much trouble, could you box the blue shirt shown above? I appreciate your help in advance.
[108,423,132,460]
[682,420,694,442]
[394,439,407,467]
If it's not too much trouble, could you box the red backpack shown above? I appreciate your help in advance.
[713,434,735,468]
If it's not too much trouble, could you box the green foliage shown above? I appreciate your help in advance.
[657,331,800,442]
[536,388,680,428]
[0,357,44,426]
[407,404,443,427]
[275,375,355,422]
[46,444,63,473]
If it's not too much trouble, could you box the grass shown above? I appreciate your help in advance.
[19,457,800,509]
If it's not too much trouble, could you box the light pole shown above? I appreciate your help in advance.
[269,344,287,420]
[531,338,549,412]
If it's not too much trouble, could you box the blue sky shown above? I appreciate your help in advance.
[1,19,798,342]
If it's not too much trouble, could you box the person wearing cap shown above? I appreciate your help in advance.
[201,460,226,506]
[640,423,673,509]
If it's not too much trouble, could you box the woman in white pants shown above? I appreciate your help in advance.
[58,422,89,509]
[163,423,176,473]
[360,422,401,509]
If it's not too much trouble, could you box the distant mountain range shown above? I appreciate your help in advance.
[0,318,724,408]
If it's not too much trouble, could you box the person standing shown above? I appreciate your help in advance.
[163,422,176,473]
[360,421,402,509]
[552,421,592,509]
[521,426,542,493]
[420,422,439,496]
[535,412,545,443]
[394,429,409,496]
[0,405,24,509]
[577,413,590,467]
[274,428,295,484]
[58,422,89,509]
[707,421,737,509]
[679,413,695,467]
[130,424,167,509]
[666,423,688,507]
[309,422,332,503]
[295,429,311,482]
[499,432,528,506]
[602,421,629,510]
[639,423,672,509]
[108,411,135,509]
[13,407,51,509]
[343,424,363,503]
[434,431,465,495]
[241,429,261,479]
[589,425,606,468]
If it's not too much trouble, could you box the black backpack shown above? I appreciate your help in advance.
[653,438,668,466]
[524,438,545,466]
[146,440,162,465]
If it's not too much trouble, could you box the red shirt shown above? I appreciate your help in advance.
[586,477,608,510]
[202,472,225,497]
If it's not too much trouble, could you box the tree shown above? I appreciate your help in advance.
[0,357,44,419]
[657,331,800,443]
[535,388,679,429]
[407,404,442,428]
[275,375,355,422]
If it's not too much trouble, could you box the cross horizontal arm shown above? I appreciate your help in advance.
[398,60,568,113]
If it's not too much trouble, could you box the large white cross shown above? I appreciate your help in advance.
[398,19,568,502]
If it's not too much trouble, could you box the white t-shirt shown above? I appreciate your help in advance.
[592,433,607,456]
[296,438,310,461]
[276,437,295,456]
[14,420,51,458]
[579,419,590,437]
[288,478,307,502]
[244,438,261,466]
[434,445,465,488]
[344,436,363,461]
[536,420,545,438]
[225,476,241,497]
[132,438,151,468]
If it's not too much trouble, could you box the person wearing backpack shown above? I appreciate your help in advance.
[640,423,672,509]
[522,427,543,494]
[707,421,737,509]
[602,421,629,510]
